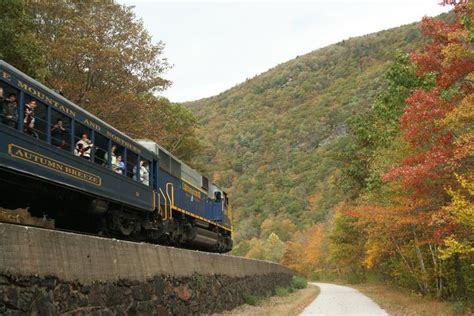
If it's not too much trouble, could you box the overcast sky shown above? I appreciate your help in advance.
[120,1,449,102]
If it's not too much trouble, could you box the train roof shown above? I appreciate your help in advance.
[136,139,226,195]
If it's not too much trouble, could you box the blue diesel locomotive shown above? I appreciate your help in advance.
[0,60,232,252]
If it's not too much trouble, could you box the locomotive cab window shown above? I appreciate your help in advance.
[140,159,151,186]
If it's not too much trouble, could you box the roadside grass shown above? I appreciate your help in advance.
[218,281,319,315]
[221,276,320,316]
[351,283,472,316]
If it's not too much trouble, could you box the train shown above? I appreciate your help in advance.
[0,60,232,253]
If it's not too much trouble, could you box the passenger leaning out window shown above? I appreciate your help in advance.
[75,133,93,160]
[141,161,149,186]
[24,100,38,138]
[1,93,18,128]
[133,160,149,185]
[113,155,126,175]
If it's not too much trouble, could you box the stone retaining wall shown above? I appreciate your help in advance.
[0,223,293,314]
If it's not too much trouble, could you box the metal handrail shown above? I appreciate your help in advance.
[165,183,174,219]
[159,188,168,220]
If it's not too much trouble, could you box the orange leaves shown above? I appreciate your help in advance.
[281,223,327,276]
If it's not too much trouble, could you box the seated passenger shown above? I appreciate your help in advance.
[24,100,38,138]
[74,133,93,160]
[113,155,126,175]
[1,93,18,128]
[51,119,68,149]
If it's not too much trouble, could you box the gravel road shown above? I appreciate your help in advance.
[300,283,388,316]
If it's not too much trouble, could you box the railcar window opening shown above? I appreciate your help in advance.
[0,82,20,130]
[73,122,93,161]
[23,95,47,141]
[50,110,71,151]
[94,132,109,167]
[127,151,139,179]
[1,75,153,185]
[108,142,126,176]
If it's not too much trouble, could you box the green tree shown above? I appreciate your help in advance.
[0,0,46,79]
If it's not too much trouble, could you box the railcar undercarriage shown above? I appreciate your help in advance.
[0,167,232,253]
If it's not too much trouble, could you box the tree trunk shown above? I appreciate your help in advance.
[412,229,429,295]
[453,253,467,299]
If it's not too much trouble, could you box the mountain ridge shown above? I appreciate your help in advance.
[184,18,427,257]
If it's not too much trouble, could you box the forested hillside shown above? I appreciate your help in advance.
[187,21,425,255]
[187,2,473,303]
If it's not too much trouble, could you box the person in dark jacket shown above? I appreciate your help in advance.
[51,118,68,149]
[2,93,18,128]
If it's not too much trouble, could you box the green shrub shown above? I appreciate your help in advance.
[288,286,295,293]
[346,273,365,284]
[450,301,465,313]
[275,287,289,296]
[242,292,260,306]
[292,276,308,289]
[195,274,205,290]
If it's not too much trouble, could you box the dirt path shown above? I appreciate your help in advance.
[300,283,388,316]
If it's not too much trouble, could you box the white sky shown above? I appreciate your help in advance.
[120,1,450,102]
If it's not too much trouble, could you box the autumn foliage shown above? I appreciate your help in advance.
[279,1,473,301]
[0,0,201,163]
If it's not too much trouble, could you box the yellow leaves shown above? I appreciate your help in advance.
[444,173,474,227]
[441,40,473,67]
[244,233,286,263]
[442,94,474,133]
[260,216,296,242]
[363,238,385,269]
[439,236,474,261]
[439,173,474,261]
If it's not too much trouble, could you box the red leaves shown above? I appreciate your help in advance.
[400,89,454,145]
[410,17,474,89]
[383,136,455,192]
[384,6,473,196]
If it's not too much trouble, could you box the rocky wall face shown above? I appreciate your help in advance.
[0,272,292,315]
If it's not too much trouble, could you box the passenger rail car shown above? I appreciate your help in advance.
[0,60,232,252]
